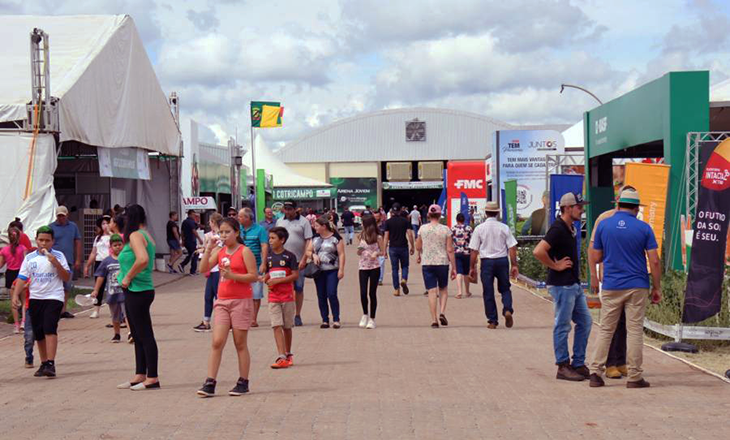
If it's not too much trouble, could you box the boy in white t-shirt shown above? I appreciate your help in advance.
[12,226,71,378]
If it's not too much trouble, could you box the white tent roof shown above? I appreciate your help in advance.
[562,120,584,148]
[245,134,330,187]
[0,15,180,155]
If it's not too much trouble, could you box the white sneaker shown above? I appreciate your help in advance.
[366,318,376,329]
[359,315,369,328]
[89,309,99,319]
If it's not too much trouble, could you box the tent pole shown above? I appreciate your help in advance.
[250,106,256,215]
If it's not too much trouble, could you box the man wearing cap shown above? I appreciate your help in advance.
[50,206,82,319]
[276,200,313,326]
[469,201,519,329]
[533,192,592,382]
[588,188,662,389]
[587,186,637,379]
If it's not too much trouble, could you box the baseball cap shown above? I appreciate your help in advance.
[283,200,297,209]
[617,188,642,205]
[428,204,442,215]
[559,192,589,207]
[56,205,69,216]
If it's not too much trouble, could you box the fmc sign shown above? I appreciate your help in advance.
[446,161,487,227]
[182,196,217,211]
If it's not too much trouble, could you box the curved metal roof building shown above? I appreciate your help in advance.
[277,107,568,163]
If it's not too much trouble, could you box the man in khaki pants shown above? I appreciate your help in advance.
[588,188,662,388]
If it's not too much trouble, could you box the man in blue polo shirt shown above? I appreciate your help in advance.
[588,188,662,389]
[239,207,269,327]
[49,205,82,319]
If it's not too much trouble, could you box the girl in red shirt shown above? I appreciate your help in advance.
[197,217,257,398]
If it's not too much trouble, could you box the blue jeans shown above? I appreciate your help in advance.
[24,309,34,364]
[204,271,219,321]
[547,284,592,367]
[388,247,409,288]
[412,224,420,238]
[378,256,386,283]
[480,257,513,325]
[344,226,355,243]
[180,243,198,274]
[314,269,340,323]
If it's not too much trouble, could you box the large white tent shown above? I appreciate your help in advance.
[244,134,330,188]
[0,15,180,237]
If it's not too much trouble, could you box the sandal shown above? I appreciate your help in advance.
[455,294,463,299]
[333,322,341,329]
[320,323,330,329]
[439,314,448,326]
[431,322,439,328]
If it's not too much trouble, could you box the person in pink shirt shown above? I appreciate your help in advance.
[1,227,28,333]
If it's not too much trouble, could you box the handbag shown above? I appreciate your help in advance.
[301,261,321,279]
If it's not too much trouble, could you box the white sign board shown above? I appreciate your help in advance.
[98,147,151,180]
[182,196,217,211]
[494,130,565,217]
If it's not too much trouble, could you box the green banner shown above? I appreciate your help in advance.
[330,177,378,210]
[504,180,517,235]
[251,101,282,128]
[273,187,334,200]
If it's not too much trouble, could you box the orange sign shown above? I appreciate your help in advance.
[624,163,671,255]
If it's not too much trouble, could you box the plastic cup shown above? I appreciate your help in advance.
[74,293,95,307]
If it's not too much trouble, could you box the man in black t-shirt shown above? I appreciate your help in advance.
[341,207,356,245]
[166,211,182,273]
[179,210,203,275]
[533,192,592,382]
[384,203,415,296]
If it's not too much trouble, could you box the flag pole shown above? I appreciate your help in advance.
[250,101,256,216]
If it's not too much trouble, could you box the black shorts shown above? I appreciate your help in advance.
[5,269,19,289]
[28,299,64,341]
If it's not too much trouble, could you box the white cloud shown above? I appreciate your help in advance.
[2,0,730,145]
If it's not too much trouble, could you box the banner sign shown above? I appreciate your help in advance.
[683,139,730,323]
[624,163,670,256]
[330,177,378,210]
[495,130,565,217]
[550,174,584,255]
[98,147,150,180]
[447,161,487,227]
[504,180,517,235]
[382,181,443,190]
[182,196,217,211]
[273,187,333,200]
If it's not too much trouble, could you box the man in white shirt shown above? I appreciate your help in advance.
[12,226,71,378]
[468,202,519,329]
[409,206,422,238]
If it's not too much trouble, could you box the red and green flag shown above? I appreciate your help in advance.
[251,101,283,128]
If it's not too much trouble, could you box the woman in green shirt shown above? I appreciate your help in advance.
[116,204,159,391]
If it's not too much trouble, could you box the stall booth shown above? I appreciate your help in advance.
[584,71,709,271]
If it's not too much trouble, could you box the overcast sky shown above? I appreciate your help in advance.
[3,0,730,147]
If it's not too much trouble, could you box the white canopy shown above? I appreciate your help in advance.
[244,134,330,187]
[562,120,584,148]
[0,15,179,155]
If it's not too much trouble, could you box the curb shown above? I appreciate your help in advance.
[512,279,730,385]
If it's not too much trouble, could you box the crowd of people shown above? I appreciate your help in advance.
[2,186,664,392]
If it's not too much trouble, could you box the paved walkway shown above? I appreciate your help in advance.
[0,246,727,440]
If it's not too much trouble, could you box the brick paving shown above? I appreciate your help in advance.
[0,245,727,440]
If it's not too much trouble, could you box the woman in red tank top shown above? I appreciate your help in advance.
[196,217,258,397]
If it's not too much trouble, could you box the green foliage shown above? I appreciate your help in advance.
[645,269,730,328]
[517,242,547,281]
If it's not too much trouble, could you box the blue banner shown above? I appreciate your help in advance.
[437,169,448,215]
[460,192,470,225]
[550,174,584,255]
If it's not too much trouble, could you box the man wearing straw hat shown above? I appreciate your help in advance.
[468,201,519,329]
[587,187,662,388]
